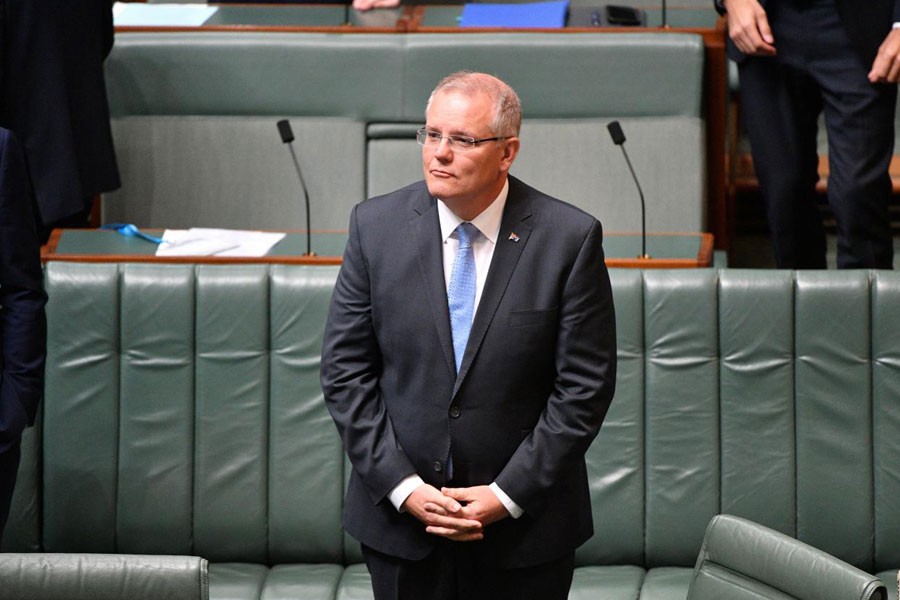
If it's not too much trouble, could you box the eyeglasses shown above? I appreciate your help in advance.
[416,127,509,150]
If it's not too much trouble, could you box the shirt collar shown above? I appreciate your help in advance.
[437,179,509,244]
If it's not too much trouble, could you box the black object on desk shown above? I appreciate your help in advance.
[568,5,645,27]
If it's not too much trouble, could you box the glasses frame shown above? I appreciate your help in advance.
[416,127,510,150]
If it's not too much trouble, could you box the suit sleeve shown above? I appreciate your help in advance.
[102,0,115,58]
[321,205,417,505]
[0,130,47,453]
[494,219,616,516]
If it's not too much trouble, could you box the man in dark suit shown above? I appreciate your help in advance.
[716,0,900,268]
[0,0,120,242]
[321,72,617,599]
[0,128,47,542]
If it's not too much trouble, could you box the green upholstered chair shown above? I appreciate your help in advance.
[687,515,887,600]
[0,554,209,600]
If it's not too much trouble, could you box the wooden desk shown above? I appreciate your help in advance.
[43,229,344,265]
[44,229,712,268]
[113,4,729,252]
[604,232,714,268]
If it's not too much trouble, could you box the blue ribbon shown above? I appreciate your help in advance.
[100,223,164,244]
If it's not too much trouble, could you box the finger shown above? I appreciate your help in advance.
[426,526,484,541]
[756,12,774,46]
[869,56,889,83]
[423,502,449,516]
[425,513,483,530]
[432,494,462,514]
[440,487,472,502]
[887,57,900,83]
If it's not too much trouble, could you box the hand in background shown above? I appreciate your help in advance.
[352,0,400,11]
[723,0,776,56]
[869,28,900,83]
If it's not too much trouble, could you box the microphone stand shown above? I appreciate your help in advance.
[618,143,649,259]
[607,121,650,259]
[277,119,315,256]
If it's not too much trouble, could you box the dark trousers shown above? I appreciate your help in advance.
[0,443,22,544]
[362,542,575,600]
[739,0,897,268]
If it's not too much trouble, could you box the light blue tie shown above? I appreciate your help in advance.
[448,222,478,373]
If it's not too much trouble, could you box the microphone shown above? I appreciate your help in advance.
[277,119,314,256]
[607,121,649,259]
[662,0,668,28]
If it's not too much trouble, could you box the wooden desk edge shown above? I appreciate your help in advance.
[44,230,713,268]
[42,253,343,266]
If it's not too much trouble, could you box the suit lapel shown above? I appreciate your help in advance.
[453,182,533,396]
[411,192,457,377]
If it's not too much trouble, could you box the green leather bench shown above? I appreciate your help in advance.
[3,263,898,599]
[101,31,706,235]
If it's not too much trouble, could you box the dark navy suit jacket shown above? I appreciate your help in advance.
[0,0,120,225]
[0,128,46,454]
[321,176,617,568]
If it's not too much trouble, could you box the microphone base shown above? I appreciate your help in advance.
[303,251,318,257]
[636,254,652,260]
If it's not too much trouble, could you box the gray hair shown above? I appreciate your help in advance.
[426,71,522,137]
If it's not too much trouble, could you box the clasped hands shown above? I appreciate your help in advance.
[402,484,510,542]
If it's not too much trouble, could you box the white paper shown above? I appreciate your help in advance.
[156,228,286,257]
[113,3,218,27]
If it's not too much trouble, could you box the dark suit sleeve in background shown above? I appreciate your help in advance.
[0,129,47,453]
[0,0,120,226]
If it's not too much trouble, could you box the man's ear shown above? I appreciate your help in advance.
[500,137,520,172]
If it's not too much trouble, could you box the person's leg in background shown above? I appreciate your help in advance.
[739,55,827,269]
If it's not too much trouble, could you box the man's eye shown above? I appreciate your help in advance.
[427,132,442,141]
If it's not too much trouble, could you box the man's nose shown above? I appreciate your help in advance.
[433,136,453,159]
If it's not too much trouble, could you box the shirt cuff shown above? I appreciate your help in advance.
[388,474,425,512]
[489,482,524,519]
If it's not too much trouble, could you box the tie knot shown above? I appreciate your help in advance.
[456,222,479,248]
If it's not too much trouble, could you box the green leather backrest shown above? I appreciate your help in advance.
[105,33,406,119]
[103,31,706,232]
[27,264,900,572]
[371,33,707,232]
[40,263,344,564]
[578,269,900,573]
[103,116,366,230]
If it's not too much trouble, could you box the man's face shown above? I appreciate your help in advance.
[422,90,519,217]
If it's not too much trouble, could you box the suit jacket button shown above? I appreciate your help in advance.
[432,461,443,472]
[449,406,461,418]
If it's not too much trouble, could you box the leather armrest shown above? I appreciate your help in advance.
[0,553,209,600]
[689,515,886,600]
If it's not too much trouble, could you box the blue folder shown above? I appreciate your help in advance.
[459,0,570,28]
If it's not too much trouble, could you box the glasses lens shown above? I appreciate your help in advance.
[451,136,476,149]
